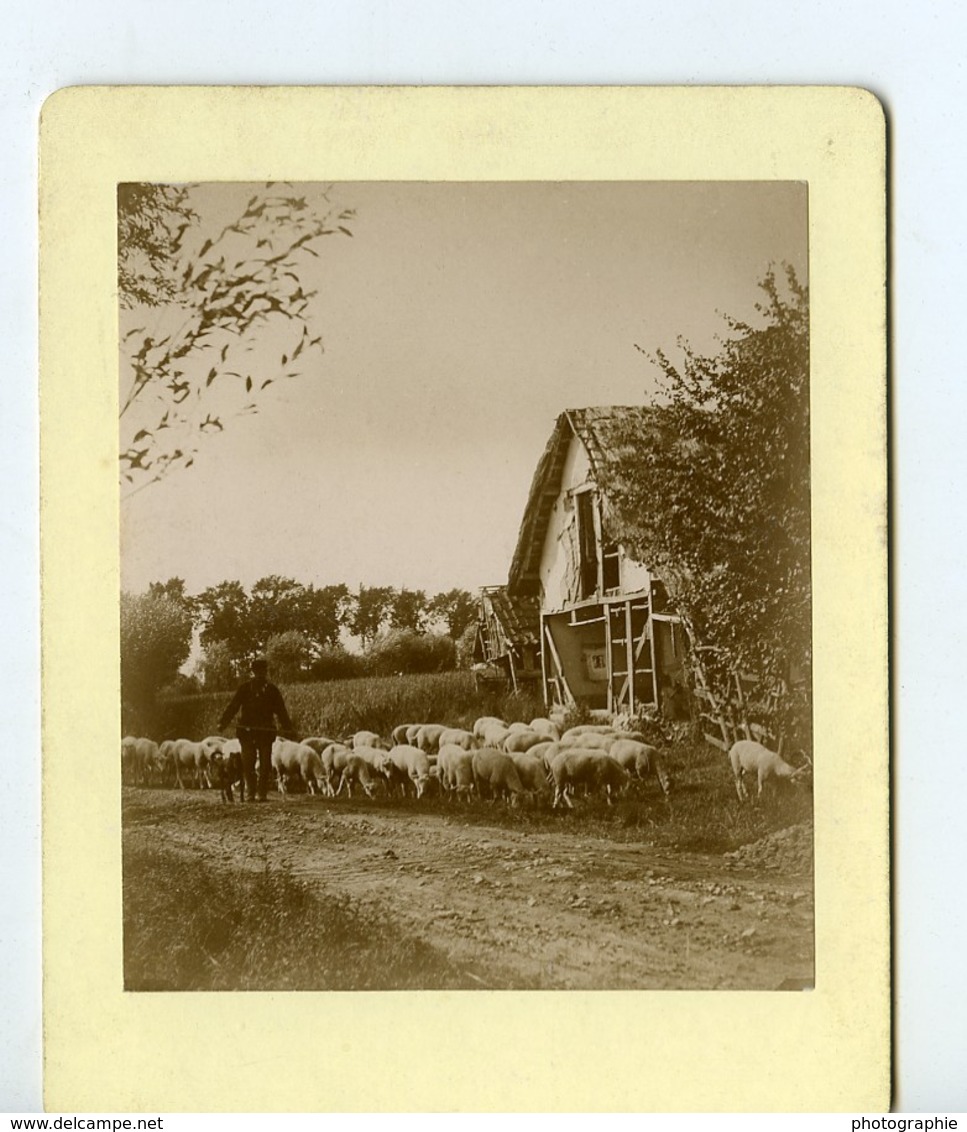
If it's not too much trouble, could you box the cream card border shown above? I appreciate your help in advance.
[39,86,888,1112]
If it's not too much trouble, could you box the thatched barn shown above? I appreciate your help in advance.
[506,407,688,717]
[470,586,541,692]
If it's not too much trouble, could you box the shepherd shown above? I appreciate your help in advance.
[218,657,295,803]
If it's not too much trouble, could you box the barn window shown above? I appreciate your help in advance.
[576,489,598,599]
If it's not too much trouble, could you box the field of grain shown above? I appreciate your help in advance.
[147,670,546,744]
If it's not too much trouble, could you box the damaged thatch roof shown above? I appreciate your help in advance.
[480,585,540,650]
[507,406,660,597]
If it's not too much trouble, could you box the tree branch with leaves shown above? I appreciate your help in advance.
[118,183,354,496]
[599,265,811,742]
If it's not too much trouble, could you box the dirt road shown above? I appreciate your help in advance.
[123,788,814,991]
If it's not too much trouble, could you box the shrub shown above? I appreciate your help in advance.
[559,701,595,733]
[308,644,363,682]
[264,629,313,683]
[120,590,193,731]
[364,629,456,677]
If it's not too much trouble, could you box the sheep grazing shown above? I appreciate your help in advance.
[473,716,506,740]
[271,739,326,796]
[475,719,512,748]
[609,739,671,797]
[471,748,527,804]
[528,717,561,742]
[352,729,390,751]
[509,750,552,803]
[121,736,161,786]
[400,745,432,797]
[302,736,339,755]
[414,724,448,754]
[386,745,433,798]
[390,724,407,746]
[560,724,618,742]
[728,739,809,802]
[437,745,476,801]
[548,749,630,809]
[502,729,546,755]
[336,754,382,800]
[438,727,477,751]
[171,738,215,789]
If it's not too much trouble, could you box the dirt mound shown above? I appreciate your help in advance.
[725,823,813,875]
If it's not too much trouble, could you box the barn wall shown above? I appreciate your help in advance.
[538,434,653,610]
[539,437,591,612]
[541,434,588,611]
[544,613,608,708]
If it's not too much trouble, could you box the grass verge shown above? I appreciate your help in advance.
[123,841,478,991]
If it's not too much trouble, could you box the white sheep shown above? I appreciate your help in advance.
[528,717,561,741]
[438,727,477,751]
[728,739,809,802]
[472,716,506,740]
[437,744,476,801]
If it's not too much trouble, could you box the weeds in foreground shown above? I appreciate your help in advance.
[122,843,479,991]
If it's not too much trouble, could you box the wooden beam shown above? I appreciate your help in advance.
[539,614,549,710]
[543,622,575,704]
[616,601,655,708]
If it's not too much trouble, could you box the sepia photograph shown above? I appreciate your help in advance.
[118,178,814,993]
[40,86,887,1111]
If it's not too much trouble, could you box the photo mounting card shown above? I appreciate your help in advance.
[40,85,888,1112]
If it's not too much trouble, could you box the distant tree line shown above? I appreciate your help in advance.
[120,577,479,729]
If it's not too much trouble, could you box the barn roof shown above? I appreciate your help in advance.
[507,406,658,597]
[480,585,540,650]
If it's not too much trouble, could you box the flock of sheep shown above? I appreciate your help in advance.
[121,715,675,810]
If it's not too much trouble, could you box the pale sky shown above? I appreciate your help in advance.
[120,180,807,599]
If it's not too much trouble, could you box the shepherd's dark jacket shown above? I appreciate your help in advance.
[219,678,293,737]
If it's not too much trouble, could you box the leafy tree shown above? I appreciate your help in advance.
[248,575,305,643]
[118,183,354,495]
[118,184,197,308]
[265,629,313,684]
[195,640,237,691]
[248,577,352,653]
[302,583,353,649]
[349,585,396,647]
[455,622,478,669]
[599,266,811,739]
[427,588,477,640]
[120,590,193,731]
[388,588,428,634]
[194,580,255,667]
[147,577,194,617]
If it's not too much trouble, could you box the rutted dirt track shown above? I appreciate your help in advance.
[123,788,814,990]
